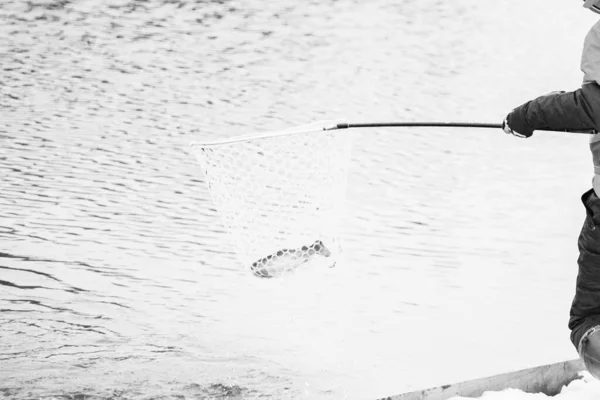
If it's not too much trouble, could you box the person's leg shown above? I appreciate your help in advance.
[569,189,600,378]
[579,327,600,379]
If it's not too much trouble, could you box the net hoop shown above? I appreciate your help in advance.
[190,120,344,147]
[190,120,355,277]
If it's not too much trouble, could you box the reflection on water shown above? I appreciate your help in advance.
[0,0,597,399]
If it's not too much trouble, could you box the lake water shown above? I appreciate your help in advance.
[2,0,600,399]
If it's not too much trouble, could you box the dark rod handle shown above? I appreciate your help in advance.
[337,122,502,129]
[331,122,596,133]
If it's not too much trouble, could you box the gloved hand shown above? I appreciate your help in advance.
[502,116,532,138]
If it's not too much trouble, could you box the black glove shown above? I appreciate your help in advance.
[502,114,533,139]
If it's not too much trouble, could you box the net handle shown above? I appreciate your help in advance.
[327,121,596,133]
[331,122,502,129]
[191,121,596,147]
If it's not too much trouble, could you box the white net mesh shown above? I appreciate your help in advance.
[190,121,355,278]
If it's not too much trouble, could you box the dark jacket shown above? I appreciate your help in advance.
[507,83,600,136]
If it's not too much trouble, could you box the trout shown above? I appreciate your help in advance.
[251,240,331,278]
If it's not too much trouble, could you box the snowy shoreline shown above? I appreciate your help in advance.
[451,371,600,399]
[383,359,599,400]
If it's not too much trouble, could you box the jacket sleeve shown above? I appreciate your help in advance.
[507,82,600,136]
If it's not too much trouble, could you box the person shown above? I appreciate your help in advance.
[501,0,600,379]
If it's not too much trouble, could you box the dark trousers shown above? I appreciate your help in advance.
[569,188,600,352]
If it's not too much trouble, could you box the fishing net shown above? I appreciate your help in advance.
[190,121,355,278]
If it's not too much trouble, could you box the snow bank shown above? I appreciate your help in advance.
[450,371,600,399]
